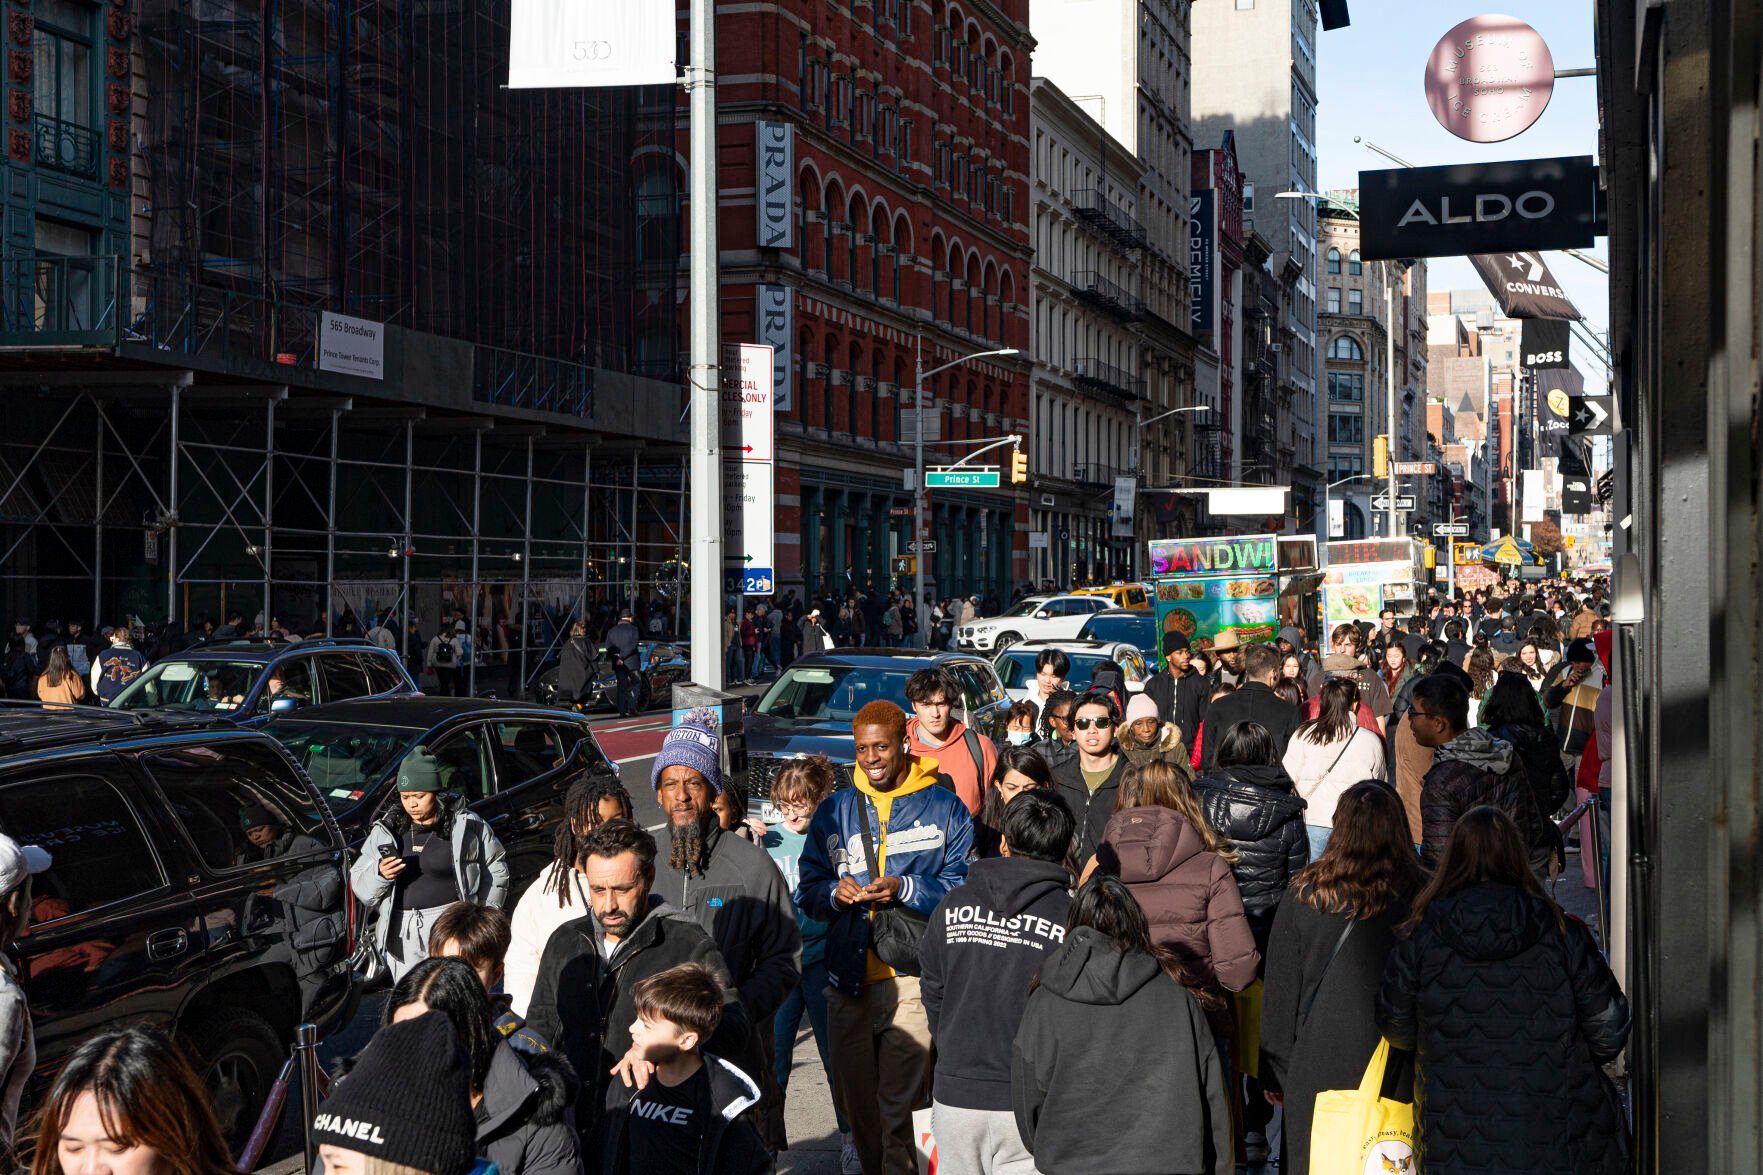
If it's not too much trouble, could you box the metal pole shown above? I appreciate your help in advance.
[913,335,927,647]
[295,1022,320,1173]
[686,0,724,689]
[401,420,413,673]
[265,395,278,631]
[1446,508,1458,601]
[325,407,339,636]
[581,444,592,629]
[1385,272,1398,538]
[468,428,482,696]
[521,435,533,695]
[168,384,181,623]
[93,397,104,626]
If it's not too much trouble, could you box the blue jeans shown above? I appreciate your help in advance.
[774,960,848,1133]
[1306,824,1333,860]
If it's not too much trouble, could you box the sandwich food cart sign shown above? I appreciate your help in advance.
[1148,535,1281,650]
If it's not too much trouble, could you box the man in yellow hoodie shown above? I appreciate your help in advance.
[796,700,974,1175]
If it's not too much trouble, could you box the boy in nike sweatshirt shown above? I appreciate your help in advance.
[920,791,1075,1175]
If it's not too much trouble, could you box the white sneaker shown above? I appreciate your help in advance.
[839,1133,862,1175]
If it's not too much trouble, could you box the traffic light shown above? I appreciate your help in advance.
[1373,434,1389,480]
[1010,448,1029,484]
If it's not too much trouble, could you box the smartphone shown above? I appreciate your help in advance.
[378,844,398,859]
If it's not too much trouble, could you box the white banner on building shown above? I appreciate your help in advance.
[508,0,677,89]
[317,312,384,380]
[1522,469,1546,523]
[1205,486,1288,516]
[1111,476,1138,538]
[1328,497,1345,539]
[755,122,795,249]
[755,284,794,412]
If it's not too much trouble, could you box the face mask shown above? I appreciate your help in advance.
[1007,730,1033,746]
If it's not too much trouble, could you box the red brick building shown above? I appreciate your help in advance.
[660,0,1034,601]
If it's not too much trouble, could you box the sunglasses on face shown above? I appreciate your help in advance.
[1072,716,1114,731]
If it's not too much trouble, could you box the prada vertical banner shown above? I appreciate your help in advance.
[1357,155,1598,260]
[755,284,794,412]
[755,121,795,249]
[1520,318,1572,368]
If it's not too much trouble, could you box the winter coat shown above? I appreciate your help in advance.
[1198,682,1301,766]
[1261,892,1412,1175]
[794,759,973,998]
[1376,883,1631,1175]
[1092,806,1259,994]
[1418,729,1554,871]
[1392,720,1433,845]
[921,856,1071,1111]
[1118,720,1193,773]
[650,824,801,1023]
[1281,725,1388,827]
[506,864,589,1018]
[1050,752,1129,866]
[524,897,752,1132]
[350,795,510,956]
[599,1053,772,1175]
[1146,668,1211,750]
[1487,721,1573,833]
[554,637,596,704]
[1011,927,1233,1175]
[1192,764,1308,938]
[478,1040,582,1175]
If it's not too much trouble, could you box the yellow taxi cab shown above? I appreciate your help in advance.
[1071,582,1152,611]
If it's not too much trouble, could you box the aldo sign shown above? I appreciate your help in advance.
[1357,155,1597,260]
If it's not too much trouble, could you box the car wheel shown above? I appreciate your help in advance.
[185,1007,284,1151]
[993,631,1022,652]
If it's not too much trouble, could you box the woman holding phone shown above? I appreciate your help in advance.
[351,747,509,981]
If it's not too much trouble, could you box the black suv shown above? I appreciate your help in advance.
[0,703,357,1145]
[109,638,416,723]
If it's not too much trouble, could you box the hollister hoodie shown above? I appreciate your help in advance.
[920,856,1072,1111]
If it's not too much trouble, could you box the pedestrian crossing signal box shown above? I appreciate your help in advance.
[893,556,916,575]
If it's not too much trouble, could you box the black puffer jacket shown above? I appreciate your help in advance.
[1487,721,1573,821]
[1418,729,1554,871]
[1192,764,1308,940]
[1376,883,1630,1175]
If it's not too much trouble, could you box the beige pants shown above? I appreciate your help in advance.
[826,976,932,1175]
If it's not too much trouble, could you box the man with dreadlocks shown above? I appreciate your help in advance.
[649,707,802,1120]
[503,775,633,1016]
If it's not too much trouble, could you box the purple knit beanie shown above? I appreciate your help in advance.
[651,707,723,794]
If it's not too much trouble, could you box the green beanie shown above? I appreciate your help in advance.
[397,746,443,792]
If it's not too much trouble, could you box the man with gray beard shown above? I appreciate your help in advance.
[648,709,801,1090]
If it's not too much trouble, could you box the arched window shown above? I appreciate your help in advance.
[1328,335,1365,362]
[1348,250,1362,276]
[1325,248,1341,275]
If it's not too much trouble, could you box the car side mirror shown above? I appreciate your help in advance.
[270,697,298,714]
[744,693,762,714]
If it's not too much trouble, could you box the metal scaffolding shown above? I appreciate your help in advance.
[0,379,689,695]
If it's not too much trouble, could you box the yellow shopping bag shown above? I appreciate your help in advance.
[1309,1038,1417,1175]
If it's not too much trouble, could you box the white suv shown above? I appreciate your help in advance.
[957,595,1116,653]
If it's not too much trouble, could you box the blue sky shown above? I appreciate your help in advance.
[1316,2,1607,380]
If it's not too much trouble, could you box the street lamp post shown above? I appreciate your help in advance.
[1323,473,1369,541]
[913,338,1018,647]
[1129,404,1210,578]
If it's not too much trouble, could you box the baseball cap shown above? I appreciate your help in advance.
[0,834,51,893]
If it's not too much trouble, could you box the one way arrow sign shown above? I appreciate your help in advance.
[1568,395,1612,437]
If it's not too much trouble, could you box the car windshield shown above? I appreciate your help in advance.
[1000,599,1048,618]
[993,651,1109,691]
[110,660,263,712]
[756,665,916,722]
[1079,614,1154,646]
[264,720,425,813]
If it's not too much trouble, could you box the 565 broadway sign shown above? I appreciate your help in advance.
[1357,155,1598,260]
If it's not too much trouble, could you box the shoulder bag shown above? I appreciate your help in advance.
[1300,917,1356,1028]
[855,796,930,976]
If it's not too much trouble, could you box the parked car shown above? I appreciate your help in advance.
[742,650,1011,819]
[992,639,1151,702]
[524,641,690,711]
[0,701,357,1149]
[1076,608,1163,662]
[109,639,416,723]
[264,696,621,891]
[1071,583,1153,611]
[956,594,1116,653]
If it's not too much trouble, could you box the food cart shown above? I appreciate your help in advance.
[1146,534,1286,658]
[1322,538,1429,624]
